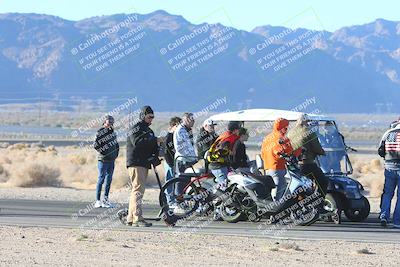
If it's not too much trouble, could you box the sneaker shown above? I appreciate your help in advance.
[101,199,115,208]
[94,200,102,208]
[131,220,152,227]
[380,217,388,227]
[393,224,400,229]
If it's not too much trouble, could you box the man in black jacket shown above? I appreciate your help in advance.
[126,106,160,227]
[94,115,119,208]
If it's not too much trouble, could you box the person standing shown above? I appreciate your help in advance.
[378,123,400,228]
[164,116,182,203]
[196,119,218,159]
[126,106,160,227]
[173,112,197,173]
[173,113,197,199]
[94,115,119,208]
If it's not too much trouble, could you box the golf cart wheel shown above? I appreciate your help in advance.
[344,196,370,222]
[323,193,342,223]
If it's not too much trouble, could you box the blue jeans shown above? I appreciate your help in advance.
[211,167,229,191]
[164,162,174,203]
[96,161,115,201]
[380,168,400,225]
[266,169,287,201]
[174,160,195,196]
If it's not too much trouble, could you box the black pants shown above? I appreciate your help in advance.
[300,163,329,198]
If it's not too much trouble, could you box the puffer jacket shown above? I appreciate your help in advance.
[94,127,119,162]
[126,120,159,169]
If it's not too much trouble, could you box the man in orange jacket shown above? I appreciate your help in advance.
[261,118,300,201]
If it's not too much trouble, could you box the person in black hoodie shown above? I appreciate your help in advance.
[94,115,119,208]
[164,116,182,203]
[232,127,250,170]
[126,106,160,227]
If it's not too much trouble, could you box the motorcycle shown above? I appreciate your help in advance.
[220,152,340,226]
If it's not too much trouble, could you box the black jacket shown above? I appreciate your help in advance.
[126,121,159,169]
[94,127,119,162]
[164,132,175,167]
[195,127,218,159]
[232,141,248,169]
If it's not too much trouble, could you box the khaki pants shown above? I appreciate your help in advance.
[127,166,148,223]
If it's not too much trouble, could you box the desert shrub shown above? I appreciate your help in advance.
[69,154,88,165]
[11,163,62,187]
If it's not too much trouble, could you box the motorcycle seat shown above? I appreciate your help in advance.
[251,175,276,189]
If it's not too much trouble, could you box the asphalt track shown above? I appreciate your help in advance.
[1,199,399,243]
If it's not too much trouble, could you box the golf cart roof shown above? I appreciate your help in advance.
[207,109,335,122]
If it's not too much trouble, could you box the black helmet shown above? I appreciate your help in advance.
[228,121,241,132]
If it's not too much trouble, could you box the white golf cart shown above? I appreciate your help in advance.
[206,108,370,222]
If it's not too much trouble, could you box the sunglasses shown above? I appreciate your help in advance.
[148,115,155,119]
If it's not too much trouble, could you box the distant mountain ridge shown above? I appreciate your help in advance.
[0,11,399,113]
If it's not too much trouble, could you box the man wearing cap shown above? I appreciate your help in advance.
[94,115,119,208]
[196,119,218,159]
[126,106,160,227]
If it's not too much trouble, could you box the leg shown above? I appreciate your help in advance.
[211,167,228,191]
[267,170,287,201]
[127,166,149,223]
[275,170,287,200]
[104,161,115,200]
[175,160,189,196]
[301,164,328,198]
[311,165,329,197]
[164,162,174,203]
[380,169,397,221]
[96,161,106,201]
[392,170,400,225]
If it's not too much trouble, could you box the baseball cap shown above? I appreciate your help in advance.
[203,119,217,127]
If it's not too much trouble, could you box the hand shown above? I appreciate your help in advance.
[157,136,166,143]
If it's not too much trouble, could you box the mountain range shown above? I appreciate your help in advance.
[0,10,399,113]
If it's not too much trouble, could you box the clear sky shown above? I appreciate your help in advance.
[0,0,398,32]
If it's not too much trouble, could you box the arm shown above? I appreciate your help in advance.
[94,130,101,152]
[310,136,325,156]
[128,125,153,150]
[378,135,386,158]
